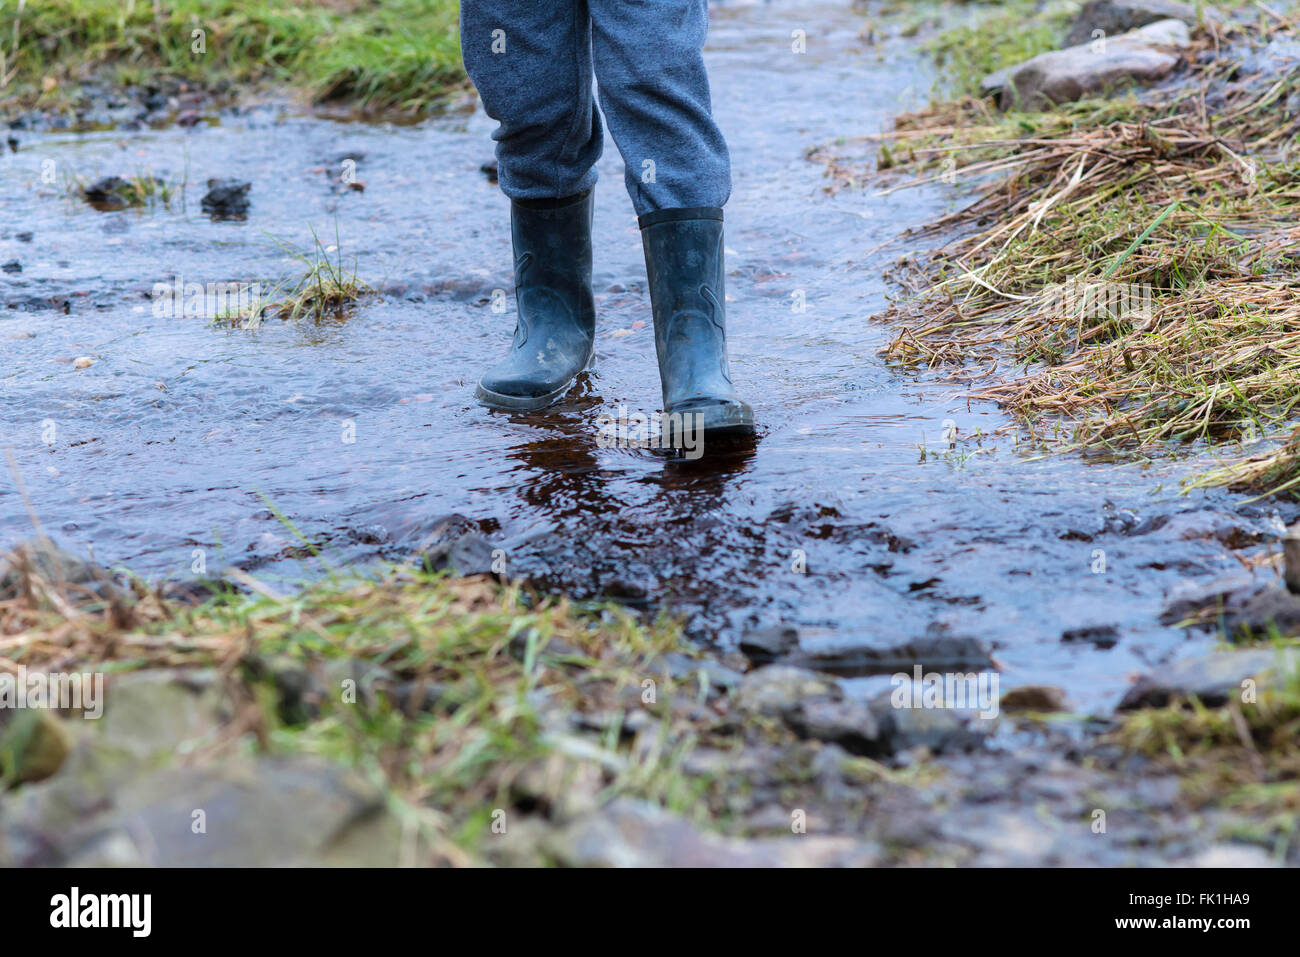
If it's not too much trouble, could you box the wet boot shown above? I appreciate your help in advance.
[476,190,596,411]
[640,208,754,444]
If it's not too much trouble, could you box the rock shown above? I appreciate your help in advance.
[1285,525,1300,594]
[545,798,876,867]
[788,631,995,678]
[73,356,93,369]
[0,538,119,606]
[200,178,251,220]
[739,623,800,663]
[784,697,884,756]
[1065,0,1213,47]
[80,176,132,208]
[1000,685,1068,712]
[1061,624,1119,649]
[1222,587,1300,640]
[1117,648,1300,710]
[507,630,581,662]
[783,684,988,758]
[0,710,72,784]
[992,19,1191,110]
[1,259,20,274]
[981,68,1010,96]
[868,691,988,755]
[734,665,840,717]
[653,652,744,691]
[84,757,402,866]
[420,530,498,577]
[2,749,404,867]
[510,753,605,821]
[94,669,228,762]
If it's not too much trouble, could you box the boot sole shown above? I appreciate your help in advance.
[475,380,575,412]
[665,400,755,446]
[475,354,595,412]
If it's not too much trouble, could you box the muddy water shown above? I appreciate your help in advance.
[0,1,1289,711]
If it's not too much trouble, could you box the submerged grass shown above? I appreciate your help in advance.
[261,225,373,324]
[841,12,1300,495]
[0,0,464,114]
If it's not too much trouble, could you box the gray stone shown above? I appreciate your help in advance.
[1180,843,1278,868]
[784,632,995,678]
[1222,587,1300,641]
[545,798,876,867]
[739,623,800,662]
[784,697,884,756]
[1118,648,1300,710]
[0,537,119,604]
[656,652,744,691]
[1065,0,1214,47]
[94,669,228,762]
[992,19,1191,110]
[869,691,989,755]
[3,755,404,867]
[734,665,840,717]
[200,178,251,219]
[420,530,498,577]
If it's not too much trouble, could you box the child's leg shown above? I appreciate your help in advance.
[463,1,601,411]
[588,0,751,440]
[587,0,731,216]
[460,1,603,201]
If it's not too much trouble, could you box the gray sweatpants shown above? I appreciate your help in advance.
[460,0,732,217]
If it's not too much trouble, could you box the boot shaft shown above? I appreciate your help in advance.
[511,191,596,329]
[639,208,738,413]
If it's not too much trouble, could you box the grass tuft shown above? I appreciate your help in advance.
[0,0,464,115]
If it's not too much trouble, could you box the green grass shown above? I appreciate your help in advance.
[851,9,1300,494]
[258,225,373,325]
[0,0,464,113]
[0,552,733,862]
[923,0,1076,98]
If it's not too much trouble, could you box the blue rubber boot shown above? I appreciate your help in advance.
[640,207,754,442]
[476,190,596,411]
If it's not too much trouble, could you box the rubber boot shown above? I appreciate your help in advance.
[640,207,754,444]
[476,190,596,411]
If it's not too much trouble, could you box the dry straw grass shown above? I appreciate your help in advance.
[853,16,1300,494]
